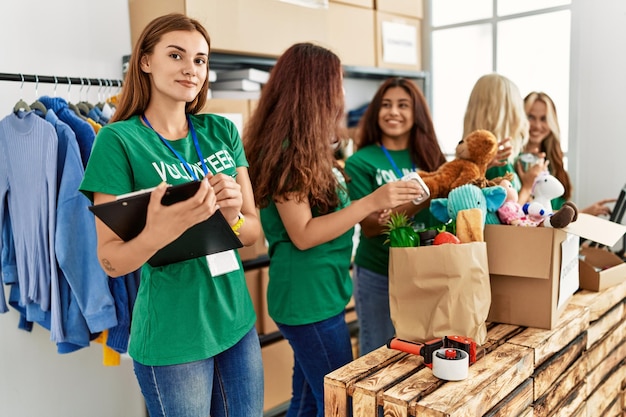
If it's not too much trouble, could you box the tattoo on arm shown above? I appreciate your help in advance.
[101,258,116,273]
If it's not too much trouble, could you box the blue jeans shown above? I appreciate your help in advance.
[277,311,353,417]
[133,327,263,417]
[353,265,396,356]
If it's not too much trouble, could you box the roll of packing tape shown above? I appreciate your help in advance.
[432,348,469,381]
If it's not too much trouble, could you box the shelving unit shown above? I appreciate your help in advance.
[208,51,431,106]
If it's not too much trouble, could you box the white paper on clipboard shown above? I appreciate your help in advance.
[382,20,417,65]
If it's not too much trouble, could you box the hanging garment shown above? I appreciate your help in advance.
[0,110,117,347]
[39,96,96,167]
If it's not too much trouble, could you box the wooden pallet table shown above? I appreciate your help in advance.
[325,278,626,417]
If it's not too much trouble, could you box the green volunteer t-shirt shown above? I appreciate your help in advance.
[261,168,353,326]
[344,145,441,276]
[79,114,256,366]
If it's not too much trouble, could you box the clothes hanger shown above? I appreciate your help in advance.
[13,74,32,113]
[66,76,88,121]
[30,75,48,116]
[76,78,91,116]
[96,79,106,110]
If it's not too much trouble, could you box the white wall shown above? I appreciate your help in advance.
[0,1,146,417]
[569,0,626,216]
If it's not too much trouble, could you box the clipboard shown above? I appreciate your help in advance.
[88,181,243,267]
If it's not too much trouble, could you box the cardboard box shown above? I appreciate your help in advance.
[262,339,293,411]
[328,3,377,67]
[579,246,626,291]
[485,214,626,329]
[375,11,422,71]
[200,98,250,136]
[375,0,423,19]
[238,210,268,261]
[331,0,373,8]
[245,269,263,333]
[329,0,374,9]
[260,267,279,335]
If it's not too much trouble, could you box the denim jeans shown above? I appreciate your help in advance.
[277,311,353,417]
[133,327,263,417]
[352,265,396,356]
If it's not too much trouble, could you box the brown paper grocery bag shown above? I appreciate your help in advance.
[388,242,491,345]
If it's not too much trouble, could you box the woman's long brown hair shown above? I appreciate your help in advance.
[111,13,211,122]
[356,77,446,172]
[244,43,346,213]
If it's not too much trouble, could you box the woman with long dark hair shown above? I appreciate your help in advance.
[344,77,446,355]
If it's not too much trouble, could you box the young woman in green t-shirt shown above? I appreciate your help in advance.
[244,43,424,417]
[344,77,447,356]
[524,91,615,215]
[80,13,263,417]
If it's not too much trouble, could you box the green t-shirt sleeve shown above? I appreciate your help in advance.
[345,154,375,200]
[80,124,134,202]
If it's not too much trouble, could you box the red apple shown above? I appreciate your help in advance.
[433,231,461,245]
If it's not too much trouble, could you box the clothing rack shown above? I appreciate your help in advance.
[0,72,123,87]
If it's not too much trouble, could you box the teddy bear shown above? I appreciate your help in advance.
[418,129,498,200]
[430,183,507,242]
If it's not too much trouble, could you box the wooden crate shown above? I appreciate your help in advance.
[325,277,626,417]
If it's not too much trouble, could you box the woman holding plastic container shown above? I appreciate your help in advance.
[523,91,615,215]
[344,77,446,356]
[80,13,264,417]
[245,44,424,417]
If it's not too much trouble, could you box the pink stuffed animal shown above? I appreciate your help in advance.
[495,172,578,228]
[496,179,541,226]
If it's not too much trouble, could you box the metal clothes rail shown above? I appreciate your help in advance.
[0,72,123,87]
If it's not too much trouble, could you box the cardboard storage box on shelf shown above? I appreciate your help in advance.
[260,267,279,335]
[238,209,268,261]
[375,0,423,19]
[245,269,263,333]
[238,235,268,261]
[262,338,294,411]
[331,0,373,9]
[579,246,626,291]
[200,98,250,135]
[328,2,376,67]
[485,214,626,330]
[375,11,422,71]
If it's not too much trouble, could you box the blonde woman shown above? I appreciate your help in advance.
[524,91,615,215]
[463,73,545,204]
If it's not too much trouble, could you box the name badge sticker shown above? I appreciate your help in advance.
[206,250,240,276]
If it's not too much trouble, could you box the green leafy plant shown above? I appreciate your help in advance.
[384,212,419,247]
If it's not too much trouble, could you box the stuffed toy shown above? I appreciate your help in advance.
[496,178,542,226]
[525,171,578,228]
[430,183,507,242]
[418,129,498,199]
[494,171,578,228]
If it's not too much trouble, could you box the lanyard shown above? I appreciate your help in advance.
[380,145,415,179]
[142,114,209,181]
